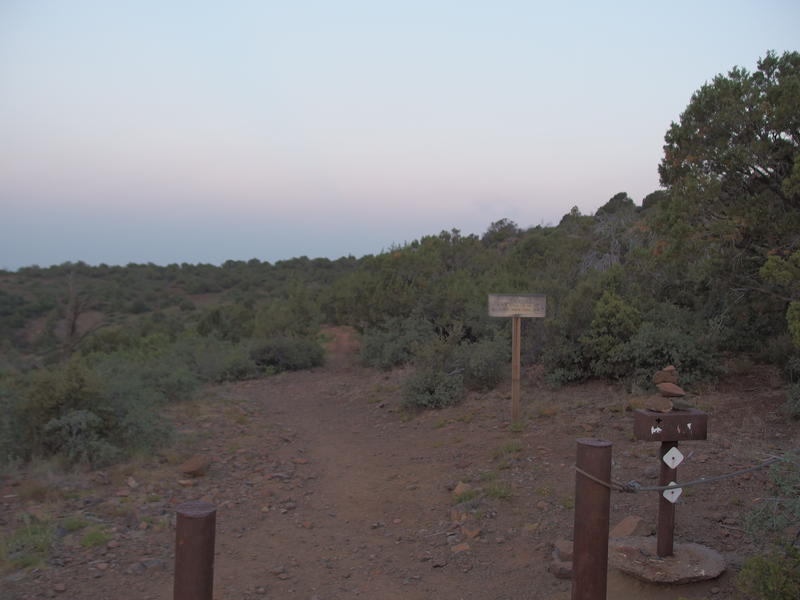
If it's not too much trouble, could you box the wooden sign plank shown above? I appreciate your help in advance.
[488,294,546,318]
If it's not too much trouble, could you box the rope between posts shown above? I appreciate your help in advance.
[574,455,785,494]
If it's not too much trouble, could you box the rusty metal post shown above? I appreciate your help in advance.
[174,501,216,600]
[511,315,521,422]
[572,438,612,600]
[657,441,678,557]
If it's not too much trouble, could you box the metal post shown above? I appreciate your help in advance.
[572,438,612,600]
[657,441,678,557]
[511,315,521,422]
[174,501,216,600]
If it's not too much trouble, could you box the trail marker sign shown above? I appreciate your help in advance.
[488,294,547,421]
[488,294,546,318]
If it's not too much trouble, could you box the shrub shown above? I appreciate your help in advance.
[457,337,509,391]
[215,345,260,382]
[624,321,718,387]
[403,367,464,409]
[580,291,641,379]
[785,384,800,419]
[360,316,434,370]
[42,410,120,466]
[250,337,324,372]
[735,545,800,600]
[745,451,800,538]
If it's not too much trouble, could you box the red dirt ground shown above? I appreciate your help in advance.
[1,327,797,599]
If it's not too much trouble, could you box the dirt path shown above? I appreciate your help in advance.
[3,327,797,599]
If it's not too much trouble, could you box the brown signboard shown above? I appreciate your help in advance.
[488,294,546,318]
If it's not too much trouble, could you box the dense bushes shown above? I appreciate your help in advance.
[250,337,325,372]
[360,316,435,370]
[1,359,170,466]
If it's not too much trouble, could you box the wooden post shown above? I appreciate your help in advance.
[572,438,612,600]
[657,441,678,557]
[174,501,216,600]
[511,315,521,422]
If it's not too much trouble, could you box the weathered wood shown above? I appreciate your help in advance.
[633,408,708,442]
[488,294,546,318]
[511,316,521,422]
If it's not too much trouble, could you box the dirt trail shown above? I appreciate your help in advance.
[3,326,797,599]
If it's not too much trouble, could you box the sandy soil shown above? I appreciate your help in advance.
[1,327,797,599]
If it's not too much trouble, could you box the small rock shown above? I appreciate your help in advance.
[127,476,139,489]
[549,559,573,580]
[451,543,470,554]
[610,515,647,538]
[657,382,686,397]
[461,522,481,540]
[255,587,267,595]
[95,562,109,571]
[553,539,573,561]
[53,583,67,593]
[644,396,673,413]
[125,562,146,575]
[453,481,471,497]
[107,540,120,549]
[177,479,196,487]
[179,455,212,477]
[450,508,468,523]
[142,558,168,571]
[536,501,548,510]
[653,369,679,385]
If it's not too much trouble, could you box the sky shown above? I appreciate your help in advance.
[1,1,798,270]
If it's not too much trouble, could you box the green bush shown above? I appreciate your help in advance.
[785,384,800,419]
[403,367,464,409]
[457,336,509,391]
[8,357,175,466]
[215,345,260,382]
[580,291,641,379]
[360,316,434,370]
[250,337,325,372]
[736,546,800,600]
[623,320,718,387]
[745,451,800,538]
[0,380,22,462]
[42,410,120,466]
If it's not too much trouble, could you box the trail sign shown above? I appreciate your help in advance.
[488,293,547,422]
[488,294,546,318]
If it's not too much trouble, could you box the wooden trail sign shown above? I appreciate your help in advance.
[488,294,547,422]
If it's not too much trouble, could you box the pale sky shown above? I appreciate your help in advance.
[1,1,798,270]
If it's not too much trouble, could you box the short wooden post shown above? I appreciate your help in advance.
[572,438,612,600]
[174,501,216,600]
[657,441,678,557]
[511,315,521,422]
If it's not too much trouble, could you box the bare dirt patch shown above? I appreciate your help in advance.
[2,328,797,599]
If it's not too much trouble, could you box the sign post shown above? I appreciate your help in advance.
[488,294,546,422]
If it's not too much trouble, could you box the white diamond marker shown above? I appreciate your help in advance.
[663,447,684,469]
[663,482,682,503]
